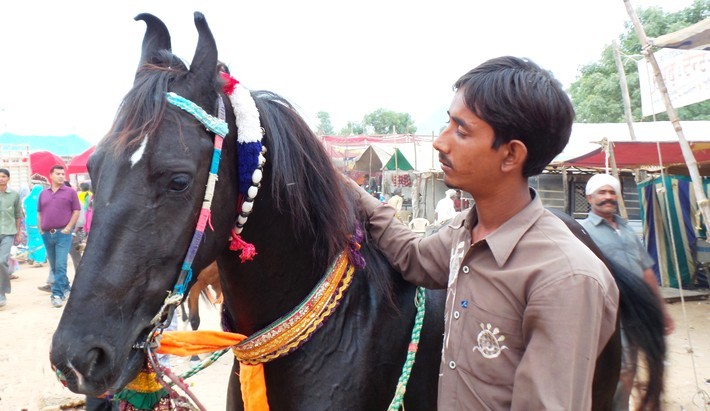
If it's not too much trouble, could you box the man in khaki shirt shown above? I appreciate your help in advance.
[354,56,619,409]
[0,168,23,307]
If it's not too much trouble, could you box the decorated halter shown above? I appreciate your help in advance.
[144,77,266,334]
[118,73,375,411]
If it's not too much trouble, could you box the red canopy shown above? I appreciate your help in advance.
[30,151,66,180]
[561,141,710,169]
[68,146,95,175]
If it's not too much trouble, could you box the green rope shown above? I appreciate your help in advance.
[388,286,426,411]
[173,348,231,382]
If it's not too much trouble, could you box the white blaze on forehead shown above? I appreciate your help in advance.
[129,135,149,167]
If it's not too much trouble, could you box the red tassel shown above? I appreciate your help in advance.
[230,230,257,263]
[220,72,239,96]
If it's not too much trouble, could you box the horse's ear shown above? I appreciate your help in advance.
[134,13,172,70]
[189,12,218,88]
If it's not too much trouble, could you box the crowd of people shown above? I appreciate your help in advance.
[0,165,92,308]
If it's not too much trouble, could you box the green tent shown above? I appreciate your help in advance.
[383,148,414,171]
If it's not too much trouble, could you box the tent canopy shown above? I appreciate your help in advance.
[352,145,391,173]
[383,148,414,171]
[30,151,66,180]
[651,17,710,51]
[68,146,95,175]
[561,141,710,169]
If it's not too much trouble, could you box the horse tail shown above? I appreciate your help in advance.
[605,258,665,411]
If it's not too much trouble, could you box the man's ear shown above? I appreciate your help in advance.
[501,140,527,172]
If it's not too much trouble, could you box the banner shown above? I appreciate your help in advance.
[638,48,710,117]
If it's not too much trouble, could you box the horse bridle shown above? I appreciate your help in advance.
[134,92,230,352]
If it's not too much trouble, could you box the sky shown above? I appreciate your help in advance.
[0,0,695,144]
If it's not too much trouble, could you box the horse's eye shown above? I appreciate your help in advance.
[168,174,191,193]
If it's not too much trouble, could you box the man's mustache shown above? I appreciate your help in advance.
[596,199,618,207]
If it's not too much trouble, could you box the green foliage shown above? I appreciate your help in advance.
[315,111,335,135]
[338,121,365,135]
[569,0,710,123]
[362,108,417,134]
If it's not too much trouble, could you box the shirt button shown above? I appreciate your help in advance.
[453,310,460,319]
[449,361,456,370]
[462,266,470,274]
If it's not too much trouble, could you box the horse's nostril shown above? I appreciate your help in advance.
[85,347,108,374]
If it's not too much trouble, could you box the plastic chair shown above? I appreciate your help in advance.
[408,218,430,235]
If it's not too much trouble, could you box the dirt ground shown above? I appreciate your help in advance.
[0,262,708,410]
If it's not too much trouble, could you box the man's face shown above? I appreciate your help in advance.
[587,185,618,217]
[0,173,8,187]
[51,169,66,186]
[433,90,505,196]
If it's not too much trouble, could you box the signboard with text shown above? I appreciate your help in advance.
[638,48,710,117]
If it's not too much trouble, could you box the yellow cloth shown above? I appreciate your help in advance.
[157,330,269,411]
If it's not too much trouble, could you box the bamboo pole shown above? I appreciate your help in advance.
[603,138,629,219]
[612,40,637,141]
[623,0,710,234]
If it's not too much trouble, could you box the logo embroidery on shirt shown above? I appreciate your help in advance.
[473,323,509,359]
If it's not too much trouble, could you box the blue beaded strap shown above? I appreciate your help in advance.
[166,92,229,137]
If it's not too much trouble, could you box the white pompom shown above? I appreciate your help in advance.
[248,186,259,198]
[258,154,266,166]
[237,215,248,224]
[242,201,253,213]
[235,226,243,234]
[252,169,262,184]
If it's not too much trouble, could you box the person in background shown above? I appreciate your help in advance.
[350,56,618,409]
[581,173,675,411]
[38,166,81,308]
[0,169,23,307]
[25,182,48,267]
[386,187,404,221]
[453,189,462,212]
[434,188,457,224]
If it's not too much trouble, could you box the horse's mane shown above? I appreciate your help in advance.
[252,91,395,301]
[104,55,395,301]
[105,51,190,153]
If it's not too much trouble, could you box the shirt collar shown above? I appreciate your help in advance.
[466,188,545,268]
[587,211,627,227]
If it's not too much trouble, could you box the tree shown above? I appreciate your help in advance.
[338,121,364,135]
[315,111,334,135]
[569,0,710,123]
[362,108,417,134]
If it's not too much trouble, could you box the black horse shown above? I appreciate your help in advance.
[49,12,664,410]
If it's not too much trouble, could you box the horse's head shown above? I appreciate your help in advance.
[50,12,237,396]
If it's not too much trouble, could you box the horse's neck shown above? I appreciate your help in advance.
[219,206,329,336]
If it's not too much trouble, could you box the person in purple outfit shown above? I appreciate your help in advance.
[38,165,81,308]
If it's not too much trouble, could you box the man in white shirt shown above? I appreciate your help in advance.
[435,189,456,224]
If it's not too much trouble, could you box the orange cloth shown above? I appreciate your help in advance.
[157,330,269,411]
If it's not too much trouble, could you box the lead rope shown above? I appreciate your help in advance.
[387,286,426,411]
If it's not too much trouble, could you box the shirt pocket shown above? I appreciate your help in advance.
[457,302,524,386]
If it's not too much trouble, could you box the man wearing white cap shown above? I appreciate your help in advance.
[581,173,674,411]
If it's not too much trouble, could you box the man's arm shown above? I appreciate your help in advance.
[14,195,22,242]
[38,212,43,234]
[352,182,451,289]
[642,268,675,335]
[63,210,80,234]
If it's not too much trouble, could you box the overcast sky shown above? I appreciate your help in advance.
[0,0,693,143]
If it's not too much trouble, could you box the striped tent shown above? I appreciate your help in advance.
[638,175,701,288]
